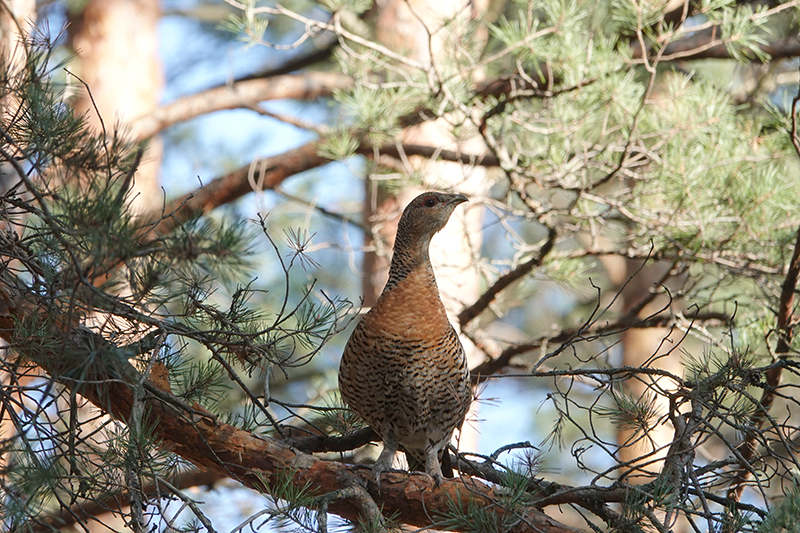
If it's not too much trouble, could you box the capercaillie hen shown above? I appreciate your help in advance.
[338,191,472,486]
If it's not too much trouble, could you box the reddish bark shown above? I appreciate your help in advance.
[69,0,163,210]
[0,278,582,532]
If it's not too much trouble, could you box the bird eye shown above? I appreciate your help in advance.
[423,197,437,207]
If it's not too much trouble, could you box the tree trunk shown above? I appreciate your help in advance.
[58,4,163,528]
[613,256,688,532]
[68,0,163,212]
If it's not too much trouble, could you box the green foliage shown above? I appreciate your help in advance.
[7,0,800,530]
[596,389,659,440]
[611,0,663,34]
[539,394,566,452]
[320,0,373,15]
[219,0,270,47]
[617,487,651,532]
[439,455,544,532]
[0,30,353,531]
[255,470,320,532]
[722,506,756,533]
[310,390,366,436]
[758,480,800,532]
[171,350,230,408]
[163,216,256,286]
[705,2,771,63]
[543,255,593,290]
[318,126,360,161]
[439,489,524,533]
[333,84,424,145]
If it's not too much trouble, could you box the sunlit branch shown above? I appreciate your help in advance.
[130,72,354,141]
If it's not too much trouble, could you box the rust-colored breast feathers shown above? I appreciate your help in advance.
[338,191,472,482]
[339,264,471,460]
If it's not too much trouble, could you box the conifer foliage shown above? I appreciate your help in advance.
[2,1,800,532]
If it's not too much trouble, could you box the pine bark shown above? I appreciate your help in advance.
[68,0,163,212]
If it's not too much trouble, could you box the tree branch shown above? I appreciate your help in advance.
[147,140,498,237]
[726,222,800,501]
[632,33,800,63]
[34,469,224,533]
[380,143,500,167]
[231,35,339,82]
[130,72,354,140]
[0,277,583,533]
[469,311,731,383]
[283,427,378,453]
[458,226,556,327]
[150,141,329,233]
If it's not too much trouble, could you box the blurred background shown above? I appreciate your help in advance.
[2,0,800,530]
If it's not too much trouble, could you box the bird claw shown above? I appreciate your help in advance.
[425,449,445,488]
[371,458,395,490]
[372,464,386,487]
[375,465,442,488]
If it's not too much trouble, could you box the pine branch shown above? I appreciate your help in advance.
[231,34,339,81]
[380,143,500,167]
[32,469,224,533]
[130,72,354,140]
[469,311,732,384]
[726,222,800,501]
[150,141,329,233]
[148,139,498,238]
[0,278,583,533]
[724,83,800,502]
[458,226,557,327]
[633,34,800,62]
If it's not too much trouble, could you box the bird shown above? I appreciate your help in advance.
[338,191,472,486]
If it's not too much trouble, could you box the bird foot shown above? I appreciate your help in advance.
[371,457,399,488]
[425,449,445,488]
[409,468,444,487]
[372,462,387,487]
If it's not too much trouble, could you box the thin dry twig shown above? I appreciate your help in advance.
[458,226,557,327]
[726,223,800,501]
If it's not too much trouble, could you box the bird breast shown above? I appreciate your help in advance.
[339,262,470,451]
[365,265,449,337]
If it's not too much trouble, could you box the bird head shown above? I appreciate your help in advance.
[395,192,469,251]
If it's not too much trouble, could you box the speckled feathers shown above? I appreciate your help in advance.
[338,192,472,485]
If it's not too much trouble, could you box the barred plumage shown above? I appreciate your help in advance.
[338,191,472,486]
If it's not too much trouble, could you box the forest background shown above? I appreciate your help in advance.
[2,0,800,532]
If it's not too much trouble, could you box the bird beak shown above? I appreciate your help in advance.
[449,194,469,206]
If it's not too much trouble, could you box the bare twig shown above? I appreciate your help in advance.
[155,477,219,533]
[32,470,223,533]
[469,311,730,383]
[458,226,557,327]
[726,223,800,501]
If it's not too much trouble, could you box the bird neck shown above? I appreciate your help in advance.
[383,235,434,292]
